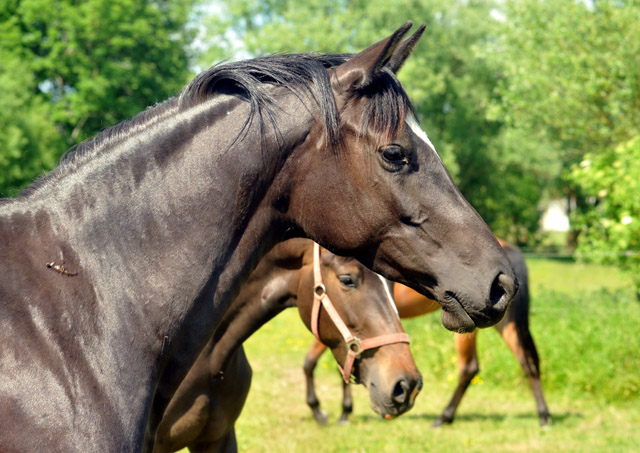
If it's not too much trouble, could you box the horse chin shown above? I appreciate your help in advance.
[439,295,477,333]
[411,279,477,332]
[369,401,399,420]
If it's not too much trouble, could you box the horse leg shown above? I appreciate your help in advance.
[303,337,329,425]
[433,331,479,427]
[499,321,551,426]
[337,379,353,425]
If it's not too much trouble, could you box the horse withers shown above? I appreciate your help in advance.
[303,241,550,427]
[154,239,420,452]
[0,23,517,450]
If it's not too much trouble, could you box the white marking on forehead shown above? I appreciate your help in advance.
[377,274,400,319]
[406,115,440,159]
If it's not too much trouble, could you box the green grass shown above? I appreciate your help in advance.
[184,259,640,452]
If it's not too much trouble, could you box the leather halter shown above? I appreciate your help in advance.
[311,243,410,383]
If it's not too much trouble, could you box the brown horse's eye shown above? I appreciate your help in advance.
[379,145,408,171]
[338,274,357,288]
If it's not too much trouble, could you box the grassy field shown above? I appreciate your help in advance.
[186,258,640,452]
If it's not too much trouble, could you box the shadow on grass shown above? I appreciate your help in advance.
[343,410,580,426]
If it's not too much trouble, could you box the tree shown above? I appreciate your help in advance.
[197,0,549,243]
[0,40,61,196]
[0,0,199,196]
[491,0,640,240]
[569,137,640,293]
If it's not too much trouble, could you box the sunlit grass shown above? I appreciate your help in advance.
[527,256,632,294]
[182,259,640,452]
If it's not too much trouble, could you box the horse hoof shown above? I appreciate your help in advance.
[431,417,451,428]
[314,410,329,426]
[540,414,552,428]
[336,418,350,426]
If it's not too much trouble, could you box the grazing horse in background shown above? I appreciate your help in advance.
[303,241,551,427]
[154,239,421,453]
[0,23,518,451]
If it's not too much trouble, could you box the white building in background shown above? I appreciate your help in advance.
[540,198,570,232]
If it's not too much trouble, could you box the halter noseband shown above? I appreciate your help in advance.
[311,243,410,383]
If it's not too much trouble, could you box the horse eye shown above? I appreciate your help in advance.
[338,274,357,288]
[379,145,408,168]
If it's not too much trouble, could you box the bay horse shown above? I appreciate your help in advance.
[154,239,420,452]
[0,23,517,451]
[303,241,551,426]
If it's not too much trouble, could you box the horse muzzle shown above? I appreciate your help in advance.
[440,272,519,332]
[369,372,423,419]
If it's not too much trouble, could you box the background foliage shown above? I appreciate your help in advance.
[2,0,640,282]
[0,0,198,196]
[491,0,640,249]
[569,137,640,290]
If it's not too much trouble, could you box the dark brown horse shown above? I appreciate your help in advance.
[154,239,420,452]
[304,241,551,427]
[0,23,517,450]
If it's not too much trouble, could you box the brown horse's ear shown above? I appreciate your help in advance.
[387,24,426,73]
[332,21,415,91]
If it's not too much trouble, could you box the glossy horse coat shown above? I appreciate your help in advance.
[154,239,420,452]
[0,23,516,450]
[303,241,550,426]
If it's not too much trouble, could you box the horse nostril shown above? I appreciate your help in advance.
[392,379,410,405]
[490,272,511,307]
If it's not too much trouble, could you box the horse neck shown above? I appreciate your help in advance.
[7,92,314,446]
[203,242,309,377]
[140,97,313,422]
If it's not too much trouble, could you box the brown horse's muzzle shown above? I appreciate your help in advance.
[359,344,422,419]
[386,372,423,419]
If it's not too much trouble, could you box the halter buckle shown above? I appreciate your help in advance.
[314,283,326,298]
[346,337,363,356]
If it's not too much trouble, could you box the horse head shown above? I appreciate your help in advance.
[284,22,518,332]
[296,244,422,419]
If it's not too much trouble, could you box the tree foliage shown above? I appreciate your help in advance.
[0,46,61,196]
[3,0,640,267]
[0,0,198,196]
[492,0,640,206]
[569,137,640,290]
[493,0,640,280]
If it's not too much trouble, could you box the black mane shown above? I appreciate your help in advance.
[16,52,413,199]
[181,53,414,148]
[180,53,351,152]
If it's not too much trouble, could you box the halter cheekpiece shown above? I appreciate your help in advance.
[310,242,410,383]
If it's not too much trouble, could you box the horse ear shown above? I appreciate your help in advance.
[387,24,426,73]
[332,21,415,91]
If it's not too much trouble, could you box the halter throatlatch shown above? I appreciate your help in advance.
[311,242,410,383]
